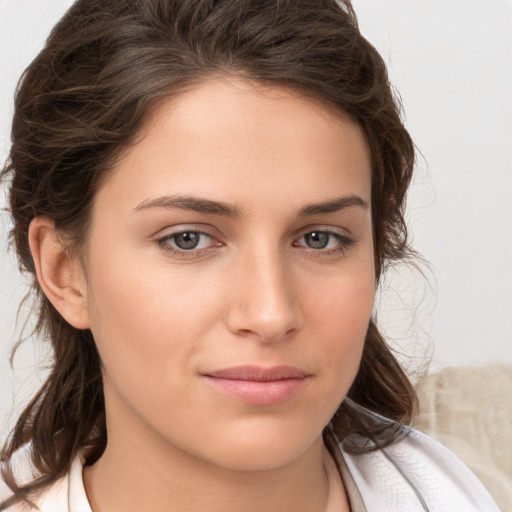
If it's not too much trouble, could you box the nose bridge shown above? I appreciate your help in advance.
[227,239,301,342]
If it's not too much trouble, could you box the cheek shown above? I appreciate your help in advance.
[305,251,375,341]
[321,287,373,371]
[83,261,225,448]
[301,260,375,403]
[83,248,225,398]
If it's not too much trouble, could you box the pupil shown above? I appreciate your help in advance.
[306,232,329,249]
[175,232,200,250]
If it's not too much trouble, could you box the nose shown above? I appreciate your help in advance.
[225,246,303,343]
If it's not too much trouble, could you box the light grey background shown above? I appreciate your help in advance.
[1,0,511,440]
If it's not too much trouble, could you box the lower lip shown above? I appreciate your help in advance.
[203,376,308,405]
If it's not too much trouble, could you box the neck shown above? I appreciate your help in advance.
[83,420,331,512]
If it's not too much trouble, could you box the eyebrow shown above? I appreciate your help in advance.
[297,195,368,216]
[133,195,243,217]
[133,193,368,217]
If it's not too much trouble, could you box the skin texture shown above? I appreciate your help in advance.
[29,77,374,512]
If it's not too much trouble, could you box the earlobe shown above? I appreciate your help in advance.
[28,216,90,329]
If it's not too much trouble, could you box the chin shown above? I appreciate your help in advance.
[194,420,323,472]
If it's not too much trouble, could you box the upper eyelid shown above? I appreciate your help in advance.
[153,224,219,239]
[293,224,352,238]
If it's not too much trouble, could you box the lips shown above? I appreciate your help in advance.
[202,365,310,405]
[205,365,309,381]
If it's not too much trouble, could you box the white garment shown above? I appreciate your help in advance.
[0,428,500,511]
[340,428,500,511]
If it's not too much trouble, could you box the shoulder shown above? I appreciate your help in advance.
[341,427,500,512]
[0,452,70,512]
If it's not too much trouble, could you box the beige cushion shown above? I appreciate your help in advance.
[415,364,512,511]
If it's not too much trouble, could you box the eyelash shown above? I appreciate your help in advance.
[155,228,355,259]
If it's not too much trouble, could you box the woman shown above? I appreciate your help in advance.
[0,0,499,511]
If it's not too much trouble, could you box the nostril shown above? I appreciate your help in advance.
[232,324,298,344]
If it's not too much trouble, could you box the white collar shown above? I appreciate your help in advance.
[68,454,92,512]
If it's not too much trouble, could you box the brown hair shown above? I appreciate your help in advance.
[1,0,416,506]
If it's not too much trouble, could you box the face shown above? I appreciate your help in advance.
[80,77,374,471]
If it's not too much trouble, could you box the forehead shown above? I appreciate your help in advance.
[101,76,372,213]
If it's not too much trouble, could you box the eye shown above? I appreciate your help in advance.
[156,230,220,255]
[171,231,206,250]
[294,230,354,253]
[302,231,331,249]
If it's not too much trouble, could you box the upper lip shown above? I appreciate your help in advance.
[203,365,309,381]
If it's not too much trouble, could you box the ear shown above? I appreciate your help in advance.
[28,216,91,329]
